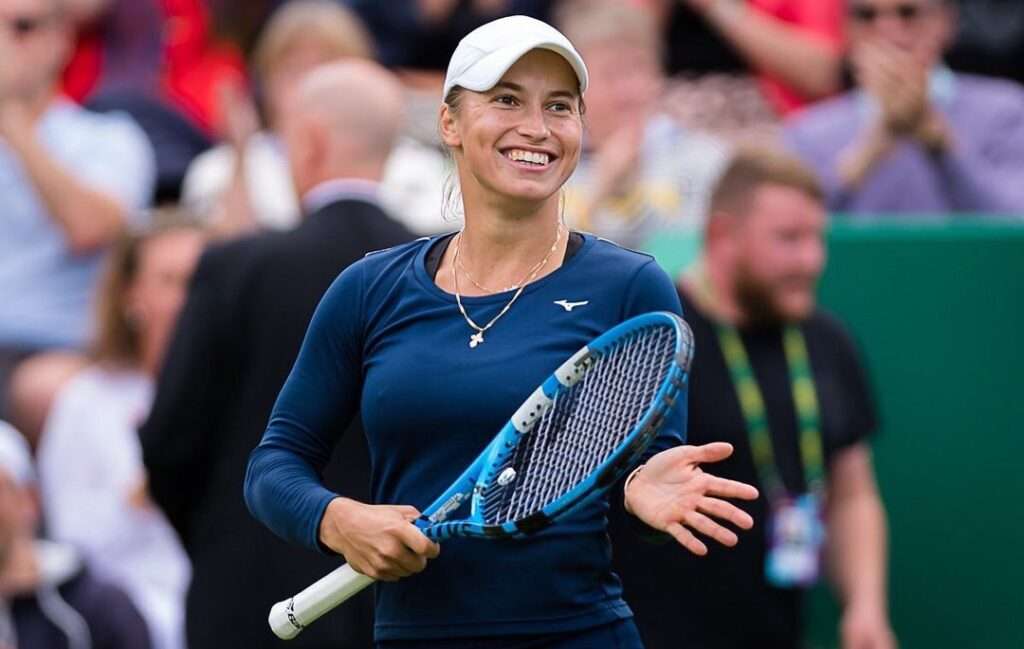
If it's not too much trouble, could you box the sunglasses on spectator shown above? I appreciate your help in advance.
[849,3,930,24]
[5,14,53,38]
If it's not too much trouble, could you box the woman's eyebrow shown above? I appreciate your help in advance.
[492,81,525,93]
[548,90,577,101]
[490,82,578,100]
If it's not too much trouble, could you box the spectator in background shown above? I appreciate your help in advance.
[0,0,155,447]
[785,0,1024,216]
[633,0,844,138]
[556,0,730,249]
[182,0,447,237]
[182,0,375,234]
[36,214,205,649]
[348,0,553,71]
[609,148,894,649]
[0,420,153,649]
[141,60,413,649]
[60,0,245,200]
[60,0,244,132]
[207,0,289,57]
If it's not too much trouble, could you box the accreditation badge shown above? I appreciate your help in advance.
[765,492,825,587]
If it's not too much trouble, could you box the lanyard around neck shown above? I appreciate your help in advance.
[716,324,825,499]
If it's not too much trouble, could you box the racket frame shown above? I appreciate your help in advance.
[420,311,693,541]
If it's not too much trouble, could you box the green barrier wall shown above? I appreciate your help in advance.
[646,221,1024,649]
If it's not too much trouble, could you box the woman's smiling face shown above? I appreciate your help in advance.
[441,49,584,209]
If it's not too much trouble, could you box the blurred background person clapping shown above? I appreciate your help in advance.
[785,0,1024,216]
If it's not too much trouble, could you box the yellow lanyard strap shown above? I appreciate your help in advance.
[716,325,825,499]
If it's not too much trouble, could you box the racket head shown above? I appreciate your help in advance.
[419,311,693,541]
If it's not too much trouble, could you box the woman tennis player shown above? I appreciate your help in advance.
[246,15,758,649]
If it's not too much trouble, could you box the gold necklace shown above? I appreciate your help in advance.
[456,254,518,293]
[455,232,557,294]
[453,225,563,349]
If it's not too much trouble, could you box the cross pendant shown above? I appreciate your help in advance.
[469,332,484,348]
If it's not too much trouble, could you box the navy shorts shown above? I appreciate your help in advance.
[376,618,645,649]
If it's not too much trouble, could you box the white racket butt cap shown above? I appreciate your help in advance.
[269,600,303,640]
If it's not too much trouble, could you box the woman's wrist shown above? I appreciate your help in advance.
[319,496,357,549]
[623,463,646,515]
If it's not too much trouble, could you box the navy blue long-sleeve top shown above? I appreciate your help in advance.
[245,233,687,641]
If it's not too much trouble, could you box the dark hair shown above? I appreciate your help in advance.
[443,86,466,114]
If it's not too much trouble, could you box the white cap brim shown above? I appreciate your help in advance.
[442,16,589,99]
[445,40,589,98]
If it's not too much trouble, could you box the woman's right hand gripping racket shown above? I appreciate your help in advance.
[269,311,694,640]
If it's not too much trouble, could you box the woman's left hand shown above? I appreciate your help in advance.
[624,442,759,555]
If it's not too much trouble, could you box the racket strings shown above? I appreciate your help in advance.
[480,325,677,525]
[505,327,671,520]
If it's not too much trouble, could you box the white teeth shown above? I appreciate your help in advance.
[506,150,550,165]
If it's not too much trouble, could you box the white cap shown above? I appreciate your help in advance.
[0,421,34,486]
[443,15,588,100]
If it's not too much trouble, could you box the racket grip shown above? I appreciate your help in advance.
[269,563,375,640]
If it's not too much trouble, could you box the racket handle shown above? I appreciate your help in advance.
[269,563,375,640]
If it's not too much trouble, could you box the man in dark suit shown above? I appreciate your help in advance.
[139,60,414,649]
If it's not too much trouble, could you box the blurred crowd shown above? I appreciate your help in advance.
[0,0,1021,648]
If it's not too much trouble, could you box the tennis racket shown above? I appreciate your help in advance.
[269,311,694,640]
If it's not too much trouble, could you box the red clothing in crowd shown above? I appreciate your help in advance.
[61,0,245,132]
[751,0,845,114]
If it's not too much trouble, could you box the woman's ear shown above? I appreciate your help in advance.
[439,104,462,148]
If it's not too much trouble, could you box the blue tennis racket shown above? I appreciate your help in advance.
[269,311,694,640]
